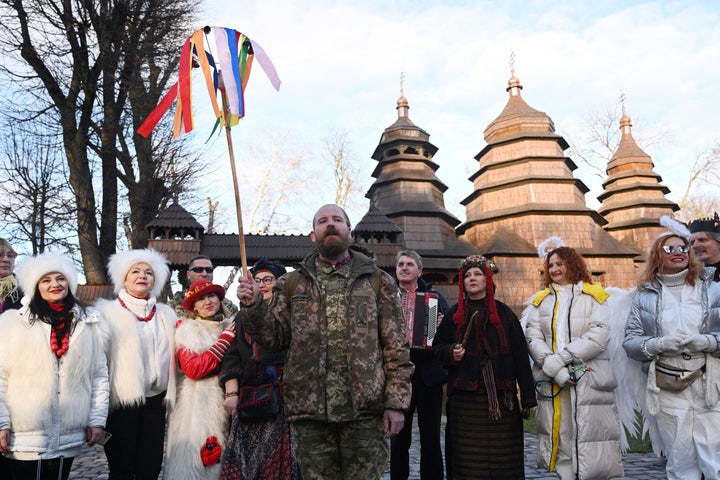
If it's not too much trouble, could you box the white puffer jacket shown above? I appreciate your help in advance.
[525,282,624,480]
[0,305,109,460]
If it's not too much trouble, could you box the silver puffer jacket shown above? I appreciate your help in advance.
[624,267,720,362]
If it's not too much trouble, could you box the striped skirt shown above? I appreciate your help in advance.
[447,388,525,480]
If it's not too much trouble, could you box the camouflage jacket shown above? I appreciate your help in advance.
[240,246,414,422]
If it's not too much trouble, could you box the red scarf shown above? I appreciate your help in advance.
[48,302,69,357]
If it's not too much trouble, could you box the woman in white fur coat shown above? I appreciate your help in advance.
[165,279,235,479]
[0,253,109,480]
[94,249,176,480]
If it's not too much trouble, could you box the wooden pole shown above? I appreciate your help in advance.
[221,88,248,278]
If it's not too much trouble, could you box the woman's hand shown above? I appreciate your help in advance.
[86,426,104,446]
[0,429,9,453]
[452,344,465,363]
[224,396,239,417]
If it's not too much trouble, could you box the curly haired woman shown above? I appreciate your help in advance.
[525,246,624,480]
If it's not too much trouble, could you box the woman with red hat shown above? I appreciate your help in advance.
[164,280,236,479]
[434,255,536,479]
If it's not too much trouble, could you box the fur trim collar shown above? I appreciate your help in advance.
[118,289,158,319]
[107,249,169,298]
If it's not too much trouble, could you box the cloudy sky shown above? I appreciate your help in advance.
[189,0,720,231]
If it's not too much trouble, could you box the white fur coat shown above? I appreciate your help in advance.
[94,297,177,410]
[0,305,109,460]
[164,316,231,480]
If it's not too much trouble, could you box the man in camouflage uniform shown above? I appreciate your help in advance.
[171,255,238,317]
[236,204,414,480]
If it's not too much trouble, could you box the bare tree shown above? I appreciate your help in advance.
[567,102,720,222]
[322,128,364,211]
[0,0,199,281]
[566,101,671,179]
[237,131,311,234]
[207,197,219,234]
[677,146,720,208]
[0,124,75,254]
[675,191,720,223]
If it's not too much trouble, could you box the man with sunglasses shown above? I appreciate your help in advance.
[689,212,720,282]
[171,255,238,317]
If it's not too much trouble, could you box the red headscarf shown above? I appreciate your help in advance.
[453,255,508,354]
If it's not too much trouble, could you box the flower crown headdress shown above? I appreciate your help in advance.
[459,254,499,273]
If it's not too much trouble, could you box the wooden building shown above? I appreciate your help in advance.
[134,71,679,314]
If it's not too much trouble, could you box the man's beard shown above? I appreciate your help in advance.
[316,232,350,260]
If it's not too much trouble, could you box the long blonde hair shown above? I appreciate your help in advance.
[638,233,702,288]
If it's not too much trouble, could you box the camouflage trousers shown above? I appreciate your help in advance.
[293,416,388,480]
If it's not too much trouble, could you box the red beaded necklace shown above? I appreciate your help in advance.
[48,303,69,358]
[118,296,156,322]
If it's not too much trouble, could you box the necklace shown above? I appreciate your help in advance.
[50,321,70,357]
[118,297,156,322]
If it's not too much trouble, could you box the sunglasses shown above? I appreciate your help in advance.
[190,266,214,273]
[254,276,276,285]
[662,245,690,255]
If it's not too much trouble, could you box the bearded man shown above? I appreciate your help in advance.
[235,204,413,480]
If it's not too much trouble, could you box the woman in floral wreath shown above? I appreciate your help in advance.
[165,279,236,479]
[0,253,108,480]
[434,255,536,479]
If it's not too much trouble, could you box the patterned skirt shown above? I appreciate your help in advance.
[220,413,302,480]
[447,388,525,480]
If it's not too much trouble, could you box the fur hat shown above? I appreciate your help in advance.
[107,249,169,298]
[182,280,226,312]
[15,253,78,304]
[250,257,287,279]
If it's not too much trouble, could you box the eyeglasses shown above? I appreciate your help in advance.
[662,245,690,255]
[189,266,214,273]
[254,276,276,285]
[0,252,17,259]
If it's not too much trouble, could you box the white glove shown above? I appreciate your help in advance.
[542,354,566,378]
[646,332,685,356]
[554,368,571,387]
[681,334,718,353]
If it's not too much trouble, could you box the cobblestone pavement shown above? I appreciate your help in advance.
[70,416,667,479]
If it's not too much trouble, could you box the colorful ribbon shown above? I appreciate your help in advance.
[137,26,281,138]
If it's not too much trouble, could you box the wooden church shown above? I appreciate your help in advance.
[145,71,679,314]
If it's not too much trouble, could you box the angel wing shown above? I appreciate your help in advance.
[605,286,664,456]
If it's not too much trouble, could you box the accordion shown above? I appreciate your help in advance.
[400,291,440,350]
